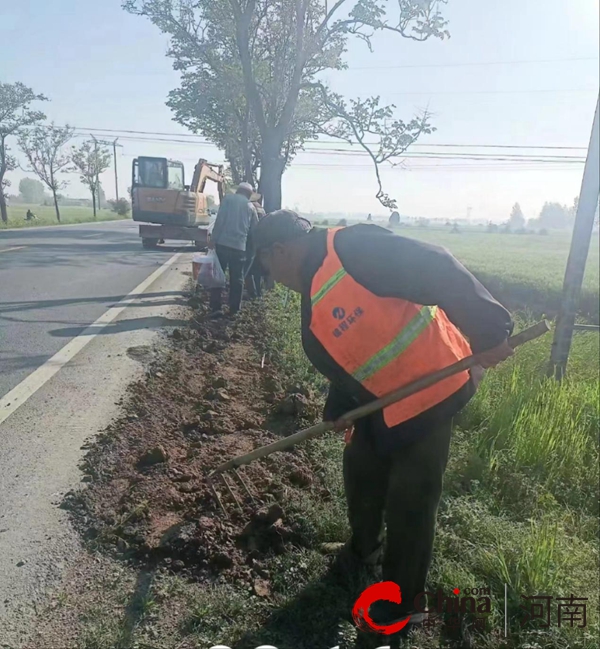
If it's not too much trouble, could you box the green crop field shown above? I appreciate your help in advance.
[1,203,129,229]
[403,227,599,322]
[315,222,600,322]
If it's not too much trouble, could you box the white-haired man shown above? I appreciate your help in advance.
[209,182,258,316]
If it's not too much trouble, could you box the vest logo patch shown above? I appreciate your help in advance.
[332,307,364,338]
[332,307,346,320]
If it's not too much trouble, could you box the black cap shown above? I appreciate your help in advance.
[250,209,312,252]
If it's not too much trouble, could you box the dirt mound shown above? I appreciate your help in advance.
[65,299,326,593]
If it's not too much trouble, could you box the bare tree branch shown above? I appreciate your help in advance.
[18,124,74,222]
[312,82,434,209]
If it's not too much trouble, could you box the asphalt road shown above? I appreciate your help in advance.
[0,219,188,398]
[0,219,195,644]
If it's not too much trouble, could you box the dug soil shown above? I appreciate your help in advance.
[64,296,329,597]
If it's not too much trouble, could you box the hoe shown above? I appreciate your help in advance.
[208,320,550,513]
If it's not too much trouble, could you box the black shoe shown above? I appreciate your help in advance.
[208,309,225,320]
[368,600,428,633]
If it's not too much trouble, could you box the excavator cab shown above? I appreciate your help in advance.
[131,156,223,227]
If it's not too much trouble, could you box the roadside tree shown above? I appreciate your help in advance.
[0,82,47,223]
[18,124,74,222]
[108,197,131,216]
[124,0,449,212]
[71,141,112,217]
[19,177,46,204]
[532,202,572,230]
[509,202,525,229]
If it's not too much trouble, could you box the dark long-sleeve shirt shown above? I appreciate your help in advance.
[298,224,513,453]
[211,193,258,251]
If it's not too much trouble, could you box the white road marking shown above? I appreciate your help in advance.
[0,253,182,427]
[0,246,27,253]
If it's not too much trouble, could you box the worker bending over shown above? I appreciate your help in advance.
[251,211,513,630]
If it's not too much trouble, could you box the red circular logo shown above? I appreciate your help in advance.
[351,581,411,635]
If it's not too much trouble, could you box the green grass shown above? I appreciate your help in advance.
[44,289,597,649]
[1,203,129,229]
[246,289,599,649]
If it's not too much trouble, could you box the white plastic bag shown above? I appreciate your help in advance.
[197,250,226,289]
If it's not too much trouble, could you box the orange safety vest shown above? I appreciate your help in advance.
[309,229,473,428]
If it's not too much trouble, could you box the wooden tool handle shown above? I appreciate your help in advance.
[210,320,550,475]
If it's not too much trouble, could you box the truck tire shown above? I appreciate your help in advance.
[142,238,159,249]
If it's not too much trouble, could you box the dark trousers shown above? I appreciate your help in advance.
[343,417,452,612]
[209,244,246,314]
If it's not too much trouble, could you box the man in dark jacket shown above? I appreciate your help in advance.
[250,210,513,629]
[209,182,258,315]
[245,197,267,299]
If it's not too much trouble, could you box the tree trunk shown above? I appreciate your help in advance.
[92,190,97,218]
[240,110,254,184]
[243,152,254,185]
[258,140,286,213]
[228,156,242,186]
[0,191,7,224]
[52,190,61,222]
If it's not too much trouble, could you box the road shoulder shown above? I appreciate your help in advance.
[0,254,193,647]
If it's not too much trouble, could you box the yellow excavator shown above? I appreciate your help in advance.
[132,156,224,249]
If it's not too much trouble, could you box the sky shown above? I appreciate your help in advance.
[1,0,598,221]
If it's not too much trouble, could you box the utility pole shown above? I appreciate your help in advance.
[112,138,119,201]
[91,134,123,204]
[550,94,600,380]
[91,134,101,211]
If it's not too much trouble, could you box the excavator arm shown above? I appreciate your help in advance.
[190,159,224,201]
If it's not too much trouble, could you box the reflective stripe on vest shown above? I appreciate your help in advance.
[353,305,438,383]
[309,228,472,428]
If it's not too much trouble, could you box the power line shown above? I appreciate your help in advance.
[86,133,217,146]
[59,126,589,149]
[289,162,583,169]
[115,150,578,172]
[70,127,214,140]
[307,142,587,150]
[99,132,586,159]
[387,88,596,96]
[299,157,585,164]
[63,126,587,169]
[348,56,599,71]
[82,133,587,160]
[412,143,586,150]
[300,148,586,161]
